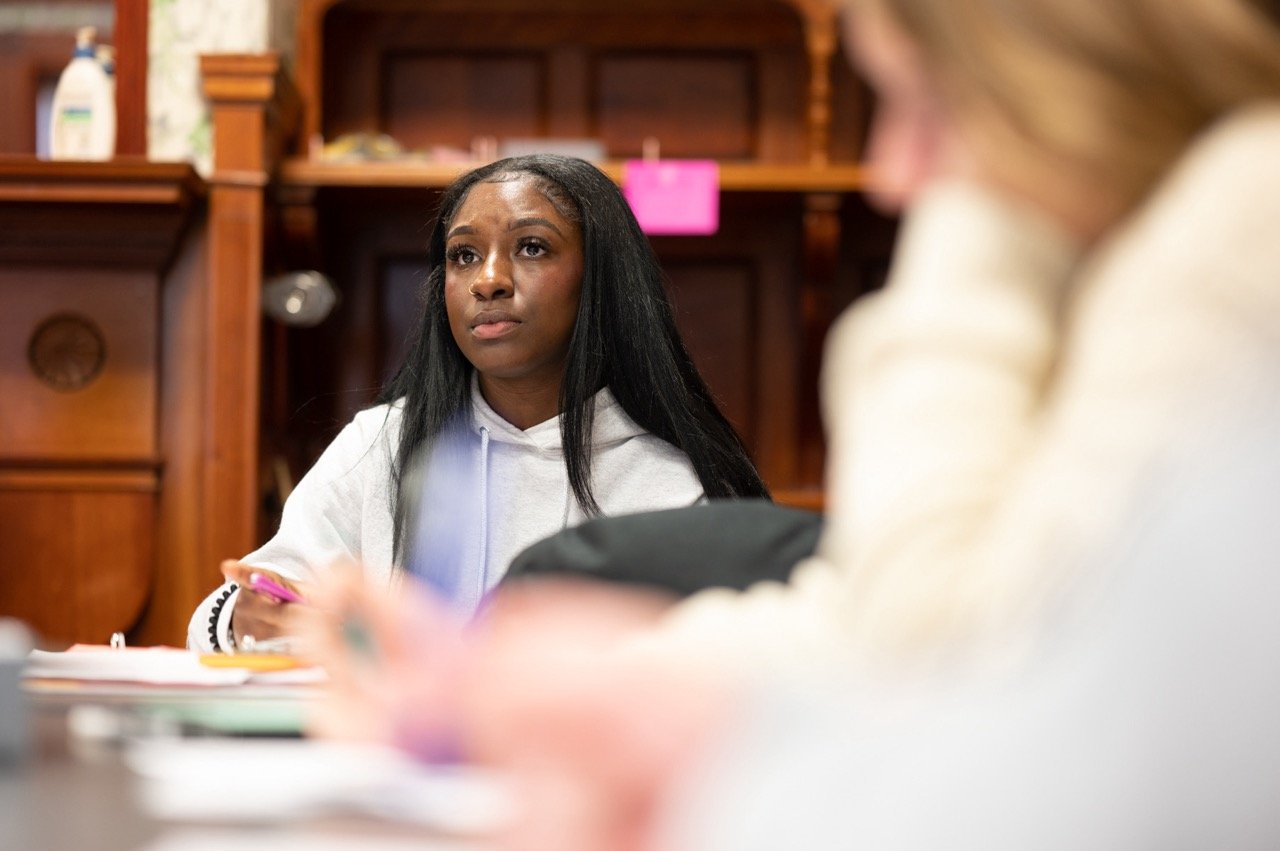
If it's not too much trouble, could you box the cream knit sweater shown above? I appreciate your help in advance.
[656,104,1280,680]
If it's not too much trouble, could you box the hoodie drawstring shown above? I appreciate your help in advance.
[477,425,490,596]
[560,469,572,529]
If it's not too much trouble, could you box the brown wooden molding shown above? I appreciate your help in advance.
[200,53,301,184]
[278,158,866,191]
[770,487,825,513]
[0,157,203,270]
[0,455,163,470]
[0,157,203,201]
[0,466,160,493]
[200,53,289,100]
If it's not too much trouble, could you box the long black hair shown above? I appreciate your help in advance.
[379,154,769,558]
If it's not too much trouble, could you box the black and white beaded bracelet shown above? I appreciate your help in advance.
[207,583,238,652]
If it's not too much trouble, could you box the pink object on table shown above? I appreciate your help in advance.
[622,159,720,236]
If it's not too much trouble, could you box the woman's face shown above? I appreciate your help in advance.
[845,4,1113,240]
[444,175,585,392]
[845,6,957,213]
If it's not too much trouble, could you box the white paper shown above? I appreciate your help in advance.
[140,827,492,851]
[24,647,251,686]
[127,739,516,836]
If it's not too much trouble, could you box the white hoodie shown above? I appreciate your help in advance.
[188,380,704,651]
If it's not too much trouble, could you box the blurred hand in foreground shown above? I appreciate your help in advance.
[461,581,730,851]
[294,573,734,851]
[292,562,466,749]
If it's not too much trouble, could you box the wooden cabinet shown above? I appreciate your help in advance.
[0,159,205,645]
[0,53,294,647]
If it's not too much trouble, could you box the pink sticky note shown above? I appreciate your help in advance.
[623,160,720,236]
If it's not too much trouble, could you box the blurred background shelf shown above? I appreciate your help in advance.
[279,158,868,193]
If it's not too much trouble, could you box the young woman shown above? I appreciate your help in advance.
[303,0,1280,846]
[187,154,767,652]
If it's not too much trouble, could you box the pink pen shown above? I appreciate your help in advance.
[247,571,306,604]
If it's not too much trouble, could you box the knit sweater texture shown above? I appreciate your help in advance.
[655,104,1280,680]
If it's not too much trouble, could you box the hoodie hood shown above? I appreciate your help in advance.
[412,375,657,617]
[466,372,648,453]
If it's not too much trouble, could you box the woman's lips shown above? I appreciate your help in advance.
[472,319,520,340]
[470,310,521,340]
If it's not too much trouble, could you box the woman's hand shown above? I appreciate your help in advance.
[221,560,309,645]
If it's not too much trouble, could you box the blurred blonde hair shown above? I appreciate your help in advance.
[848,0,1280,216]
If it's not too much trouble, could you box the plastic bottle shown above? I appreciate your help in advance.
[49,27,116,161]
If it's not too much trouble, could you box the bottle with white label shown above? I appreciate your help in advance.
[49,27,116,161]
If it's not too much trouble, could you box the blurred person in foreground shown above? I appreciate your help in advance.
[302,0,1280,847]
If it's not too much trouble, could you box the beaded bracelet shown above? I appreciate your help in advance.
[207,583,238,652]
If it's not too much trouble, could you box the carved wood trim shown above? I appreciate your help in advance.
[778,0,840,166]
[200,54,300,183]
[0,158,202,269]
[0,466,160,493]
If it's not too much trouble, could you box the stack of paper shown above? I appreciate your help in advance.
[25,647,252,686]
[141,828,490,851]
[127,738,516,835]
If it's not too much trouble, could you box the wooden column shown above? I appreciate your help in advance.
[294,0,344,154]
[784,0,840,167]
[199,54,297,577]
[788,0,845,499]
[113,0,148,156]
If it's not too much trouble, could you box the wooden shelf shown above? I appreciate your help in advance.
[0,157,204,269]
[0,157,204,204]
[771,487,825,513]
[278,157,866,193]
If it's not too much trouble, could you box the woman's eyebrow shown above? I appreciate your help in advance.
[508,216,564,236]
[446,224,476,239]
